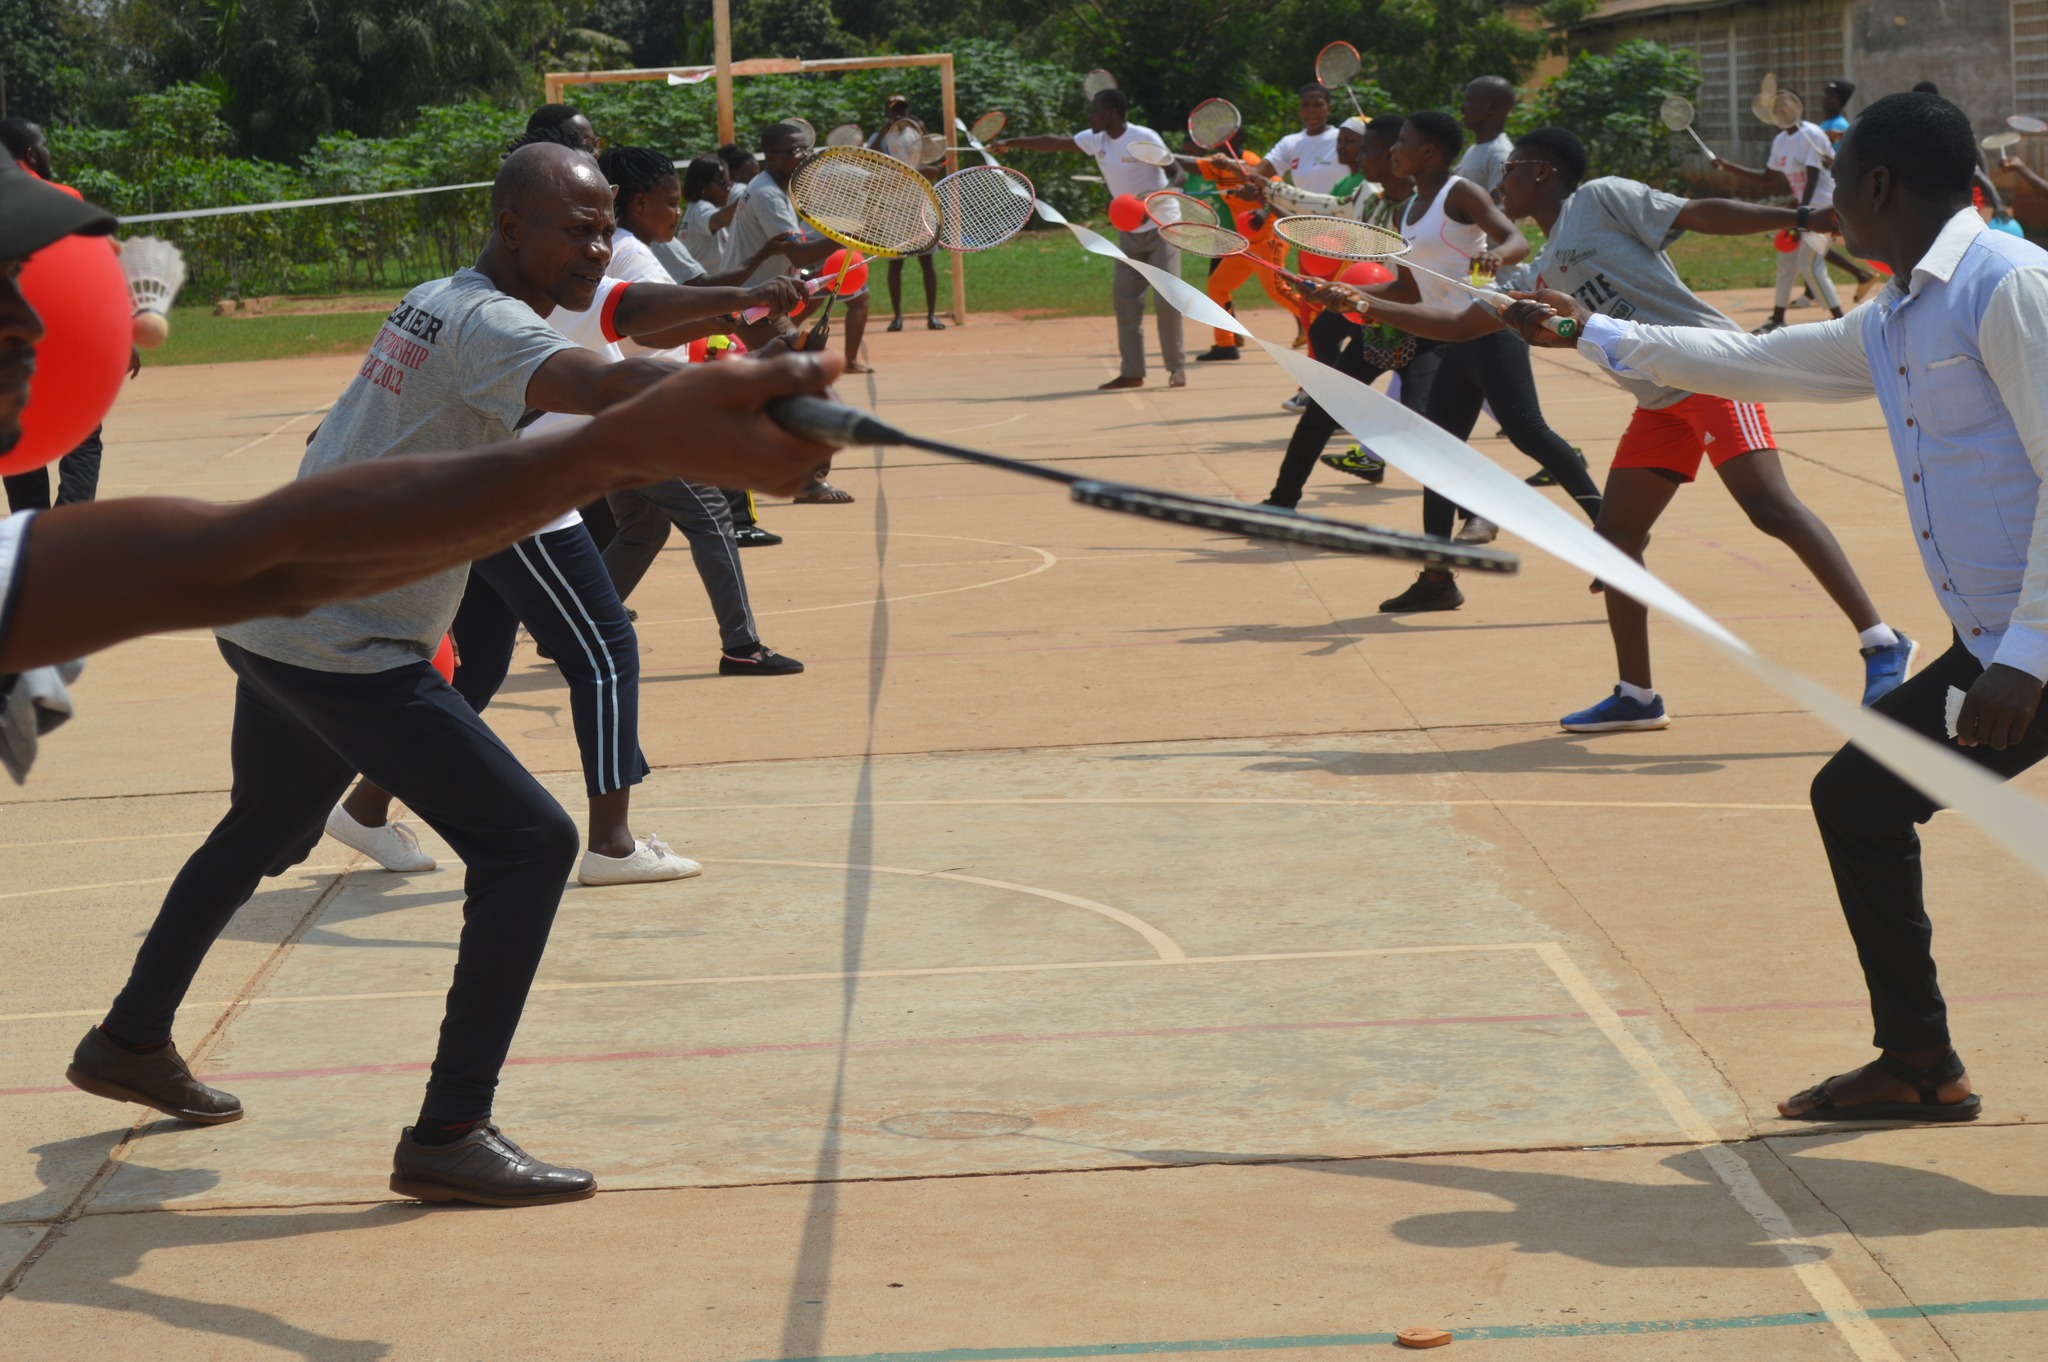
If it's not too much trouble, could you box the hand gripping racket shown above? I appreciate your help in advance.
[1271,214,1579,339]
[1314,40,1366,117]
[1659,96,1716,160]
[787,146,942,349]
[765,395,1519,571]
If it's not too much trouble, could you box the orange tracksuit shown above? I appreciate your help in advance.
[1198,153,1303,347]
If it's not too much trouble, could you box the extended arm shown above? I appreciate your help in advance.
[2002,154,2048,199]
[1446,179,1528,270]
[1979,269,2048,687]
[990,135,1083,154]
[1541,302,1873,402]
[1302,279,1501,343]
[1709,156,1775,187]
[611,277,799,341]
[1672,198,1833,236]
[0,353,845,671]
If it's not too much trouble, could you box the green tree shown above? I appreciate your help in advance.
[1521,38,1699,188]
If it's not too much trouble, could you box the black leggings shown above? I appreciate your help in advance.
[1268,311,1440,508]
[1421,331,1601,538]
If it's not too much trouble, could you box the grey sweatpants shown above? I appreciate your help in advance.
[602,481,760,653]
[1113,228,1186,380]
[1774,236,1840,312]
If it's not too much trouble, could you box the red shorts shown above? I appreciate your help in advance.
[1611,393,1775,483]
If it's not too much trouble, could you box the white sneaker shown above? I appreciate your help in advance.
[578,834,703,887]
[325,805,437,873]
[1281,389,1309,413]
[1455,516,1500,544]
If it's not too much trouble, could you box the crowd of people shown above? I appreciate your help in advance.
[1,70,2044,1205]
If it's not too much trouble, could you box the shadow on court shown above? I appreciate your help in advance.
[1111,739,1835,780]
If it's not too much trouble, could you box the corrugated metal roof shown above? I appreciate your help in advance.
[1570,0,1747,25]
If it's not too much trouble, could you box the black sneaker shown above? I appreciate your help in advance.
[720,645,805,676]
[732,525,783,548]
[390,1123,595,1207]
[1379,571,1464,613]
[1527,446,1588,487]
[1193,346,1240,362]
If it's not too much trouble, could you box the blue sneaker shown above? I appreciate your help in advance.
[1860,634,1918,705]
[1560,687,1670,733]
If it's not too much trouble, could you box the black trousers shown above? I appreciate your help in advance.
[104,639,580,1122]
[1267,312,1440,509]
[455,524,649,799]
[3,428,103,511]
[1810,636,2048,1050]
[1421,332,1601,538]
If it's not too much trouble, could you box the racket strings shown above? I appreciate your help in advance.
[932,166,1037,251]
[1314,41,1361,87]
[790,147,942,256]
[1157,219,1250,257]
[969,111,1008,143]
[1272,215,1408,261]
[1659,95,1696,132]
[1143,190,1219,228]
[1188,98,1241,149]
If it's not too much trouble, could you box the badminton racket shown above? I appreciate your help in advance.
[1658,95,1716,159]
[1271,215,1578,339]
[824,122,865,148]
[1129,140,1247,172]
[2009,114,2048,134]
[1188,97,1242,150]
[1759,71,1777,98]
[1769,90,1804,130]
[1142,189,1220,229]
[1158,220,1327,289]
[1314,40,1366,117]
[787,146,942,349]
[931,165,1037,251]
[765,395,1519,570]
[970,111,1009,144]
[919,133,950,166]
[1082,69,1119,100]
[1749,92,1776,126]
[1072,174,1106,184]
[788,117,817,148]
[1984,130,2024,153]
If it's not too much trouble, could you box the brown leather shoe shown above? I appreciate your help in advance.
[390,1123,596,1207]
[1097,375,1144,390]
[65,1027,243,1125]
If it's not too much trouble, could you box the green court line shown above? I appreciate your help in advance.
[741,1298,2048,1361]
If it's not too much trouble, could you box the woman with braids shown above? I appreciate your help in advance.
[590,145,802,676]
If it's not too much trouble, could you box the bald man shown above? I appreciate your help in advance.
[1456,76,1517,195]
[67,143,800,1209]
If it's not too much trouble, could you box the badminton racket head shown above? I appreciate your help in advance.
[1770,90,1803,128]
[1143,189,1219,228]
[1157,219,1249,258]
[1128,140,1177,168]
[1315,40,1362,89]
[1272,214,1408,262]
[1069,482,1520,571]
[1658,95,1696,132]
[880,117,925,165]
[919,132,949,166]
[1082,69,1119,99]
[824,122,865,148]
[970,110,1008,143]
[1188,97,1242,150]
[1984,130,2024,152]
[1750,93,1776,126]
[1759,71,1778,98]
[788,117,817,148]
[2011,114,2048,134]
[931,165,1036,251]
[788,146,941,257]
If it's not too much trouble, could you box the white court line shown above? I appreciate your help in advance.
[0,866,354,903]
[218,405,327,460]
[0,944,1540,1024]
[630,532,1057,628]
[1536,943,1909,1362]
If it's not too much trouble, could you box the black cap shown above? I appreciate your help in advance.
[0,164,116,259]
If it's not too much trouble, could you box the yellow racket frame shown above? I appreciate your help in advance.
[788,145,943,259]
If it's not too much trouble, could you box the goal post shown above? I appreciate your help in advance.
[546,53,968,324]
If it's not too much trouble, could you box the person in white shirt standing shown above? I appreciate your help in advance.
[1454,75,1516,195]
[1508,91,2048,1126]
[992,89,1187,390]
[1713,96,1845,333]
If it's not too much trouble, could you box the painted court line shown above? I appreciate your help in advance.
[732,1298,2048,1361]
[1536,943,1908,1362]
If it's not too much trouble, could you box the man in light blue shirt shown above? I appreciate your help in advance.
[1507,92,2048,1127]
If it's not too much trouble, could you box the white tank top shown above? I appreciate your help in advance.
[1400,175,1487,308]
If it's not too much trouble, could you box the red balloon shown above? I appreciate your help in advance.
[6,234,131,475]
[1868,258,1893,276]
[1339,261,1394,289]
[1298,250,1341,279]
[1107,194,1148,233]
[431,634,457,682]
[821,247,869,295]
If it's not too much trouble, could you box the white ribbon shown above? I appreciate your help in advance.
[117,180,495,225]
[962,120,2048,882]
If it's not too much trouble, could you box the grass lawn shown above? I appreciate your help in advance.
[137,224,1870,370]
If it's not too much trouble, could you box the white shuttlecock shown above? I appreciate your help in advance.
[120,236,188,316]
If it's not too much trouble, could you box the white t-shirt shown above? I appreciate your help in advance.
[607,229,695,363]
[1266,128,1346,195]
[524,276,635,532]
[1770,123,1834,209]
[681,198,727,273]
[1454,132,1514,194]
[1072,125,1170,223]
[728,176,809,285]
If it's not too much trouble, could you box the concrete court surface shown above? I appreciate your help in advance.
[0,287,2044,1361]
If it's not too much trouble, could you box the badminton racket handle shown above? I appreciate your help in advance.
[767,394,898,448]
[1479,292,1577,340]
[742,276,828,323]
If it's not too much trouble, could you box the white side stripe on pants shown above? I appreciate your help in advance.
[512,534,627,793]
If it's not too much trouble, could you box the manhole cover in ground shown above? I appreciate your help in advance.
[879,1110,1035,1140]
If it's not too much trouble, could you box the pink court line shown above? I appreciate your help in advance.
[12,989,2046,1099]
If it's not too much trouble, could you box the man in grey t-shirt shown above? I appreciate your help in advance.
[1480,127,1901,732]
[1455,76,1516,194]
[730,121,873,374]
[79,143,804,1210]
